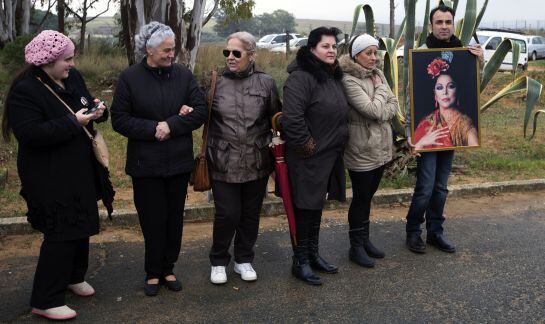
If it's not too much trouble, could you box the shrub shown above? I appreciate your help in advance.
[0,34,35,74]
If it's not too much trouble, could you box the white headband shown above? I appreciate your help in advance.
[351,34,379,58]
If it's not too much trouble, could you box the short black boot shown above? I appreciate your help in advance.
[348,228,375,268]
[362,221,385,258]
[308,213,338,274]
[292,240,322,285]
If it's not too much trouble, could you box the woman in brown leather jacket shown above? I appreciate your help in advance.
[207,31,281,285]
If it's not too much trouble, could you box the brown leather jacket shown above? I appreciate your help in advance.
[207,65,281,183]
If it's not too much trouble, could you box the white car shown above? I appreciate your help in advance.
[470,30,528,71]
[270,38,308,53]
[527,35,545,61]
[257,33,303,49]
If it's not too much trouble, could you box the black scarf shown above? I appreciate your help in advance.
[223,61,255,79]
[425,33,463,49]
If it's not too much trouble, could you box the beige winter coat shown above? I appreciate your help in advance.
[339,54,398,171]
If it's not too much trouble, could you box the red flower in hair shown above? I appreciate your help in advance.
[427,58,450,79]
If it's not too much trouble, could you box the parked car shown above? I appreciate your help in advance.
[256,33,304,49]
[270,38,308,53]
[527,35,545,61]
[470,30,529,71]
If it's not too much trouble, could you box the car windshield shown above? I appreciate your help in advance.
[470,35,489,45]
[259,35,274,43]
[509,38,527,53]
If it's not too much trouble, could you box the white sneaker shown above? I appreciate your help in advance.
[68,281,95,296]
[210,266,227,284]
[32,305,77,320]
[234,262,257,281]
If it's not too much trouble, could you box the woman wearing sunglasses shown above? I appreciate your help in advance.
[281,27,349,285]
[208,31,281,285]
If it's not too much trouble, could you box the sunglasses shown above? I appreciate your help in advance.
[222,49,243,58]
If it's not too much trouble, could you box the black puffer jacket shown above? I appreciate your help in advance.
[282,47,349,209]
[111,59,207,177]
[7,67,107,241]
[207,64,281,183]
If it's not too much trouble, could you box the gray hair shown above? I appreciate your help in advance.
[227,31,256,52]
[135,21,175,60]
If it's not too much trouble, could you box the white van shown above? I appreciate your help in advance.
[470,30,529,71]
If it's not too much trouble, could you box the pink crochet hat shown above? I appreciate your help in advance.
[25,30,75,66]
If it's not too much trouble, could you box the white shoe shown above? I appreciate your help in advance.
[234,262,257,281]
[32,305,77,320]
[210,266,227,284]
[68,281,95,296]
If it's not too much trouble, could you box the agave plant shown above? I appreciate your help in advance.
[349,0,543,139]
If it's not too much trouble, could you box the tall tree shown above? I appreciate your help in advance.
[15,0,31,35]
[57,0,65,33]
[389,0,395,38]
[120,0,254,70]
[65,0,112,54]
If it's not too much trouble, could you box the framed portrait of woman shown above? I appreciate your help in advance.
[409,48,481,152]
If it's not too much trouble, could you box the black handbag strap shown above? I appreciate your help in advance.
[200,70,217,155]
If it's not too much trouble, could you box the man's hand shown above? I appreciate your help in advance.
[468,44,484,63]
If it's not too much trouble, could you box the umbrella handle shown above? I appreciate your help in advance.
[271,112,283,133]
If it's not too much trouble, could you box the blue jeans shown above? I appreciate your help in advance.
[406,150,454,235]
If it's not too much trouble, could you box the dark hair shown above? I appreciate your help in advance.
[2,65,33,142]
[429,5,455,24]
[307,26,342,49]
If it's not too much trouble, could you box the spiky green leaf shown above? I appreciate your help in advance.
[531,110,545,139]
[394,16,407,48]
[481,38,519,92]
[350,4,376,39]
[459,0,477,45]
[417,0,431,48]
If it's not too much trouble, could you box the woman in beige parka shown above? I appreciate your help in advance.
[339,34,399,268]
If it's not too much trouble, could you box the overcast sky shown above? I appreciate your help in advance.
[57,0,543,25]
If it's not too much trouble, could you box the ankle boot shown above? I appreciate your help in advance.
[308,213,338,274]
[348,228,375,268]
[292,239,322,285]
[362,221,385,258]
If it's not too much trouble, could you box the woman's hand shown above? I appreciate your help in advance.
[178,105,194,116]
[414,126,450,150]
[155,121,171,141]
[406,137,420,157]
[372,74,382,86]
[91,99,107,120]
[75,109,95,126]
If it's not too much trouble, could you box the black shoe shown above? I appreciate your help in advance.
[427,234,456,253]
[292,257,322,285]
[362,221,385,258]
[144,280,160,296]
[349,246,375,268]
[406,234,426,253]
[161,277,182,292]
[309,255,339,274]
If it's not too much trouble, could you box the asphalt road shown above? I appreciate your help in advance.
[1,191,545,323]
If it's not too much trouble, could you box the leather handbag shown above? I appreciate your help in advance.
[190,70,217,192]
[38,78,110,168]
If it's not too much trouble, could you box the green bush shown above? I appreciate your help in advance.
[0,34,35,73]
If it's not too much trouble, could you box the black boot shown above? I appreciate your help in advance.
[308,213,338,274]
[292,240,322,285]
[348,228,375,268]
[362,221,385,258]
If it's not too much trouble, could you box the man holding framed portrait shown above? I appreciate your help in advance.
[404,4,484,254]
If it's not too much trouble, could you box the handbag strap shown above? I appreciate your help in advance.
[200,70,218,155]
[36,77,95,141]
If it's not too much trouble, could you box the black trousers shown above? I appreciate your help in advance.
[209,177,268,266]
[348,166,385,230]
[132,173,189,279]
[30,237,89,309]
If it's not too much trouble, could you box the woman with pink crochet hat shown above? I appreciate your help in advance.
[2,30,109,320]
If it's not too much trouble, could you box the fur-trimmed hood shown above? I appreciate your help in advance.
[338,54,381,80]
[287,46,343,83]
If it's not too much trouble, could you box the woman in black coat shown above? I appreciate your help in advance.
[111,22,207,296]
[282,27,349,285]
[2,30,108,320]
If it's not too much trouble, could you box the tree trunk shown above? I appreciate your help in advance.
[58,0,65,33]
[167,0,188,66]
[187,0,205,71]
[390,0,395,38]
[15,0,30,35]
[120,0,137,65]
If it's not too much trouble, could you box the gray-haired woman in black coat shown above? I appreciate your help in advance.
[111,21,207,296]
[282,27,349,285]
